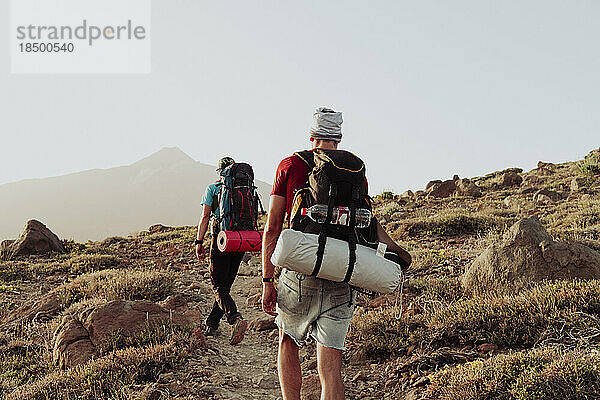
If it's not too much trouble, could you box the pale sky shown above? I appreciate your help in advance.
[1,1,599,195]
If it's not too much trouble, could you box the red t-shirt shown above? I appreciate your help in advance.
[271,153,312,219]
[271,150,369,221]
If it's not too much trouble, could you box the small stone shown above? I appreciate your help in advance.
[249,317,277,331]
[302,358,317,371]
[571,177,587,192]
[246,293,262,307]
[349,349,367,365]
[190,327,208,349]
[477,343,498,353]
[258,375,279,389]
[158,372,174,383]
[352,371,369,382]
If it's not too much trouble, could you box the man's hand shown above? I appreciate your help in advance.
[196,243,206,260]
[262,195,286,317]
[262,283,278,316]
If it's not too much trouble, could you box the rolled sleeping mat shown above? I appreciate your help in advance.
[217,230,263,252]
[271,229,402,294]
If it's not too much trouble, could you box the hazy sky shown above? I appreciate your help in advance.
[1,1,599,195]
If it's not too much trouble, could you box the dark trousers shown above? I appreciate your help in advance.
[206,237,245,328]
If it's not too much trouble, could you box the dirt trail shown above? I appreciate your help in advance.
[174,258,284,400]
[197,275,282,399]
[176,256,386,400]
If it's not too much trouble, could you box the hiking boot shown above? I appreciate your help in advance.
[204,325,218,337]
[229,317,248,345]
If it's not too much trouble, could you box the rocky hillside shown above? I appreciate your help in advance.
[0,148,599,399]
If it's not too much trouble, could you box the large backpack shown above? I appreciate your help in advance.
[290,149,377,281]
[215,163,263,232]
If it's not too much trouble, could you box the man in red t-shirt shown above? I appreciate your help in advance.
[262,108,411,400]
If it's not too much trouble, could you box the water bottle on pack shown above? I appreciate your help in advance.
[301,204,372,228]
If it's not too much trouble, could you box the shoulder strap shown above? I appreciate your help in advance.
[293,150,315,169]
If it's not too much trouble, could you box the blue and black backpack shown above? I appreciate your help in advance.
[215,163,263,232]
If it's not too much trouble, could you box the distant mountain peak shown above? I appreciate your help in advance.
[133,147,197,168]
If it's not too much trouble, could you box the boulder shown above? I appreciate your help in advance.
[455,178,482,197]
[160,294,187,312]
[426,178,482,198]
[426,180,457,198]
[534,189,561,204]
[537,161,556,175]
[148,224,172,234]
[5,220,65,259]
[537,161,554,168]
[425,180,442,191]
[462,217,600,293]
[81,299,193,348]
[7,293,62,323]
[499,171,523,187]
[52,316,97,369]
[52,299,200,368]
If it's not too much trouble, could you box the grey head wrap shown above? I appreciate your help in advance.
[309,107,343,142]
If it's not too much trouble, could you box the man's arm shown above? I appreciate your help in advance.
[261,195,286,316]
[375,219,412,267]
[195,204,212,260]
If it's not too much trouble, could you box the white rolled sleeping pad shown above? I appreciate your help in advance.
[271,229,402,294]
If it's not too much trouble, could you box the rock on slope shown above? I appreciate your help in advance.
[1,219,65,259]
[463,216,600,293]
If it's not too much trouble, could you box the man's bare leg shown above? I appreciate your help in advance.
[316,343,344,400]
[278,330,301,400]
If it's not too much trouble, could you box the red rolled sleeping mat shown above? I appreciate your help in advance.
[217,230,263,252]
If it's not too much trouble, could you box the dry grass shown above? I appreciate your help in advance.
[66,254,124,274]
[352,280,600,359]
[426,347,600,400]
[0,336,50,396]
[6,339,188,400]
[56,269,176,311]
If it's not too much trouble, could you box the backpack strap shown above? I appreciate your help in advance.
[294,150,316,169]
[343,186,360,283]
[312,183,337,276]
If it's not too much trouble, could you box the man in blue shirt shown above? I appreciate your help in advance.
[195,157,248,345]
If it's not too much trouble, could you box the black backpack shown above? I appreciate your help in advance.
[216,163,264,232]
[290,149,377,281]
